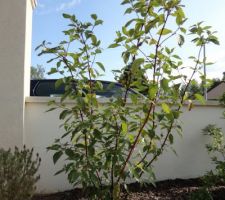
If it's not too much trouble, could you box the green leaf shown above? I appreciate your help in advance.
[108,43,120,48]
[189,26,198,34]
[55,169,64,176]
[178,34,185,47]
[47,144,61,151]
[165,47,170,54]
[157,113,165,122]
[48,68,57,75]
[91,35,97,45]
[53,151,63,164]
[95,19,103,26]
[162,103,171,114]
[55,79,63,88]
[122,121,128,133]
[180,27,186,33]
[124,7,132,14]
[65,149,75,158]
[148,84,158,99]
[48,100,56,106]
[121,0,129,5]
[157,28,172,35]
[122,52,130,63]
[132,58,145,68]
[145,20,157,33]
[195,94,205,104]
[160,78,169,91]
[35,44,43,51]
[122,26,129,35]
[149,38,157,45]
[88,146,95,156]
[130,93,138,104]
[175,8,185,25]
[125,19,135,27]
[169,134,174,144]
[68,170,79,183]
[93,129,102,140]
[172,55,181,60]
[96,62,105,72]
[172,111,180,119]
[46,107,57,112]
[59,110,71,120]
[91,14,97,20]
[203,26,212,30]
[208,36,220,45]
[62,13,71,19]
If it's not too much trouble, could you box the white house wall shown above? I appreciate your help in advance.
[0,0,34,149]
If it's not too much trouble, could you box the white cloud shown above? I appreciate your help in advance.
[35,0,81,15]
[56,0,81,12]
[205,50,225,79]
[207,50,225,63]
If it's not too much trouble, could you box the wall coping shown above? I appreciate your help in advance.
[25,97,222,107]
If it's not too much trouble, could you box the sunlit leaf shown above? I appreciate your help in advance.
[162,103,171,114]
[96,62,105,72]
[195,93,205,104]
[157,28,172,35]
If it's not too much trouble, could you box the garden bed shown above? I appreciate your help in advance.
[33,178,225,200]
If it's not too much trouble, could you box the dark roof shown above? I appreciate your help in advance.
[207,81,225,93]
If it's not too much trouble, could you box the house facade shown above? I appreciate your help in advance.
[0,0,36,149]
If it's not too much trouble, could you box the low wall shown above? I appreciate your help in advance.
[25,97,225,194]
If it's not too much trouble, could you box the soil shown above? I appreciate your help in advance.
[32,178,225,200]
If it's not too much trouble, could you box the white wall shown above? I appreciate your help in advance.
[25,98,72,193]
[25,97,225,193]
[0,0,35,149]
[154,103,224,180]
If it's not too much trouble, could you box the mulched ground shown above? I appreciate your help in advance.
[33,178,225,200]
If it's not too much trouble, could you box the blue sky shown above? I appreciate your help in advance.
[32,0,225,81]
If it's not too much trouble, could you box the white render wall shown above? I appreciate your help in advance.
[0,0,35,149]
[25,97,225,193]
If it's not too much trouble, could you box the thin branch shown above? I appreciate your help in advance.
[116,9,171,184]
[80,32,94,115]
[153,10,170,82]
[117,101,154,183]
[159,27,180,47]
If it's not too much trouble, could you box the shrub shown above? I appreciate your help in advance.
[37,0,219,199]
[0,146,41,200]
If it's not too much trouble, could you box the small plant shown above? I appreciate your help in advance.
[0,146,41,200]
[189,187,213,200]
[202,124,225,184]
[190,93,225,199]
[203,94,225,184]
